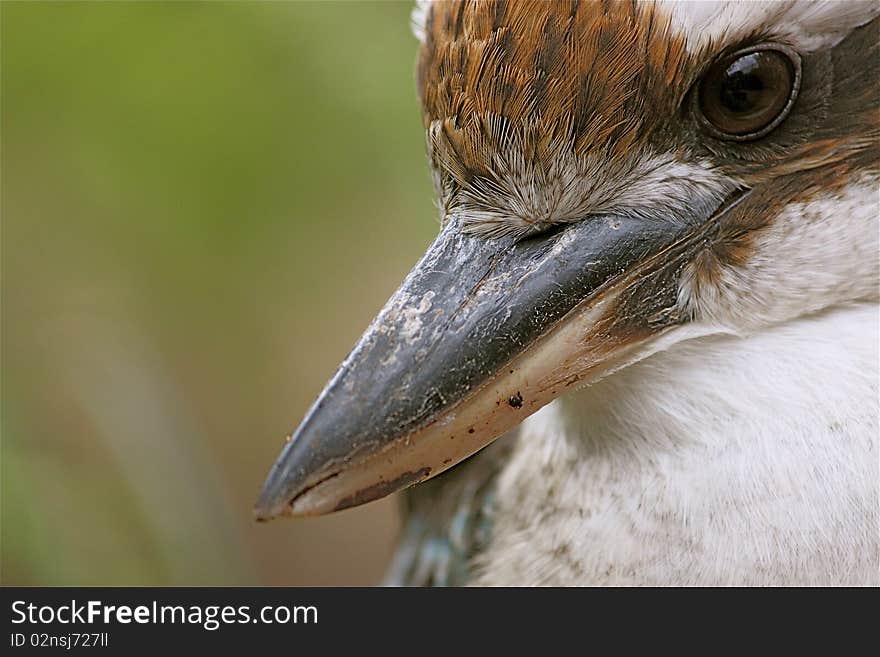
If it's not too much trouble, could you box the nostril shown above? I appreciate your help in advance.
[514,221,569,245]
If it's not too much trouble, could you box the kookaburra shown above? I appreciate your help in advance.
[256,0,880,586]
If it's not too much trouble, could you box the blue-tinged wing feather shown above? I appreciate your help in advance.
[383,433,516,587]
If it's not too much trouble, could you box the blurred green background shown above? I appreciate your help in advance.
[1,0,437,585]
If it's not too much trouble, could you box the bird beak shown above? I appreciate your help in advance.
[255,197,740,519]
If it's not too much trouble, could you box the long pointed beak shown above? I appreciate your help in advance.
[255,199,733,519]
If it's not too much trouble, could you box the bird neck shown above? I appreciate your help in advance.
[552,301,878,454]
[479,301,878,584]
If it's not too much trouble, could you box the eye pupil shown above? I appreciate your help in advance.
[697,47,800,140]
[720,56,766,113]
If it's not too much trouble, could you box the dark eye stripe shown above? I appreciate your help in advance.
[695,44,802,142]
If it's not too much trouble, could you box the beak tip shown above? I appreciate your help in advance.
[254,433,310,522]
[253,493,282,523]
[253,471,292,523]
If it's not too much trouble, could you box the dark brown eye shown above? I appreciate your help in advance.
[696,45,801,141]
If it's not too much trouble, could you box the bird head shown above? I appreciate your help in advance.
[256,0,879,519]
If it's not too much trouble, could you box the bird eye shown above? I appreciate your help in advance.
[696,44,801,141]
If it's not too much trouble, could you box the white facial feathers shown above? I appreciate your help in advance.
[658,0,880,53]
[678,174,880,330]
[412,1,880,51]
[411,0,432,43]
